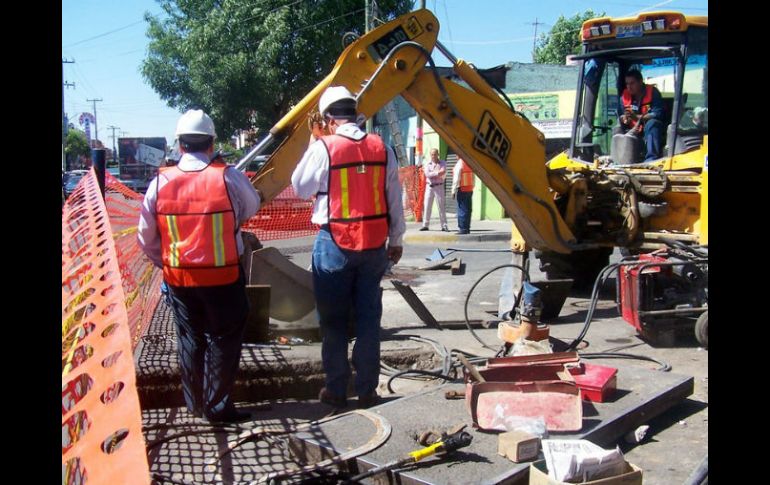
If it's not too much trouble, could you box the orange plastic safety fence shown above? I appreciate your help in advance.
[241,185,319,241]
[104,174,163,349]
[398,165,426,222]
[62,169,150,485]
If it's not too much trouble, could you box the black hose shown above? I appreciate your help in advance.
[146,427,256,451]
[660,237,708,258]
[444,247,514,253]
[386,369,455,394]
[464,264,529,352]
[565,262,623,351]
[580,352,672,372]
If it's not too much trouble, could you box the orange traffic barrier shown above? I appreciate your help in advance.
[62,170,150,485]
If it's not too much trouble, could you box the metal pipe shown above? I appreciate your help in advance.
[435,40,458,64]
[92,148,106,197]
[637,307,708,316]
[235,133,275,172]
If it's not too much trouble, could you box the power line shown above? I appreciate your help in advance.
[107,125,121,163]
[291,7,366,35]
[441,0,455,52]
[63,19,147,48]
[526,18,548,58]
[623,0,675,16]
[86,98,104,145]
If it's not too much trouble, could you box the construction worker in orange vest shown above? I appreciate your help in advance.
[138,109,262,423]
[615,69,665,161]
[292,86,406,409]
[451,157,475,234]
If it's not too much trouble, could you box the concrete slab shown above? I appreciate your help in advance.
[290,365,693,484]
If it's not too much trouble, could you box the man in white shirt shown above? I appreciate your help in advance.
[291,86,406,409]
[138,109,262,423]
[419,148,449,232]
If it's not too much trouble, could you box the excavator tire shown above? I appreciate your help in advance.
[695,311,708,349]
[536,247,613,291]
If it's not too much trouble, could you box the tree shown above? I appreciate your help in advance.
[65,130,91,169]
[142,0,412,138]
[533,10,604,64]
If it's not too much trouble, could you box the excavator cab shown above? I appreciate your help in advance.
[569,13,708,165]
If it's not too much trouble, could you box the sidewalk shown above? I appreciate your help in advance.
[403,213,511,244]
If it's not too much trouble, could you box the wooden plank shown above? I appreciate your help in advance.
[418,257,458,270]
[450,258,464,275]
[390,280,443,330]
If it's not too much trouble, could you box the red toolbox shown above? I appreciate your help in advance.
[568,363,618,403]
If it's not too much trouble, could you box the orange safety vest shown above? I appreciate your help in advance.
[156,162,240,287]
[621,84,654,132]
[459,160,475,192]
[321,133,389,251]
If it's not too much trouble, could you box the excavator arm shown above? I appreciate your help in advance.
[245,8,575,254]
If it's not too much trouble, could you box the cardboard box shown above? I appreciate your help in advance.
[498,430,540,463]
[529,459,643,485]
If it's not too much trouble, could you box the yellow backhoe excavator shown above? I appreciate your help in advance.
[239,8,708,346]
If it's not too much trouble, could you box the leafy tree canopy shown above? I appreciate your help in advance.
[142,0,413,138]
[65,130,91,159]
[533,10,604,64]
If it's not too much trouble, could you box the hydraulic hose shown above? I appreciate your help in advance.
[464,264,529,352]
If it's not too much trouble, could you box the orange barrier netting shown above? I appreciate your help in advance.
[103,173,163,349]
[62,169,150,485]
[241,185,319,241]
[398,165,426,222]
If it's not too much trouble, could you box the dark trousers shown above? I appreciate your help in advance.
[311,228,389,398]
[167,270,249,419]
[456,190,473,232]
[614,118,663,161]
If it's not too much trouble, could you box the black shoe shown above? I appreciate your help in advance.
[206,408,252,424]
[441,226,449,232]
[419,226,429,231]
[357,392,381,409]
[456,230,470,235]
[319,387,348,408]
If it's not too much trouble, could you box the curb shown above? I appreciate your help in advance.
[404,231,512,244]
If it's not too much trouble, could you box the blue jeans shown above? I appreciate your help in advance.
[167,270,249,419]
[456,191,473,232]
[643,119,662,161]
[312,228,389,398]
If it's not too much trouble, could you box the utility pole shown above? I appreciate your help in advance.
[527,18,547,60]
[62,58,75,171]
[107,125,120,165]
[86,98,103,147]
[415,0,425,167]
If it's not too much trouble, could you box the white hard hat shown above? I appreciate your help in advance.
[318,86,357,117]
[175,109,216,138]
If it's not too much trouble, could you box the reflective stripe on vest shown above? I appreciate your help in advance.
[156,162,239,287]
[321,133,389,251]
[621,84,654,132]
[459,161,475,192]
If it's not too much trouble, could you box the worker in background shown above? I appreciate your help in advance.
[419,148,449,232]
[615,69,665,161]
[138,109,262,423]
[451,157,474,235]
[292,86,406,409]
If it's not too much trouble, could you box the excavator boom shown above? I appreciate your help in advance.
[246,8,576,253]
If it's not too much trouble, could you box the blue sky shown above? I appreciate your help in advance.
[62,0,708,146]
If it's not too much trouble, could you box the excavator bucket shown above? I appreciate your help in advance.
[248,247,317,324]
